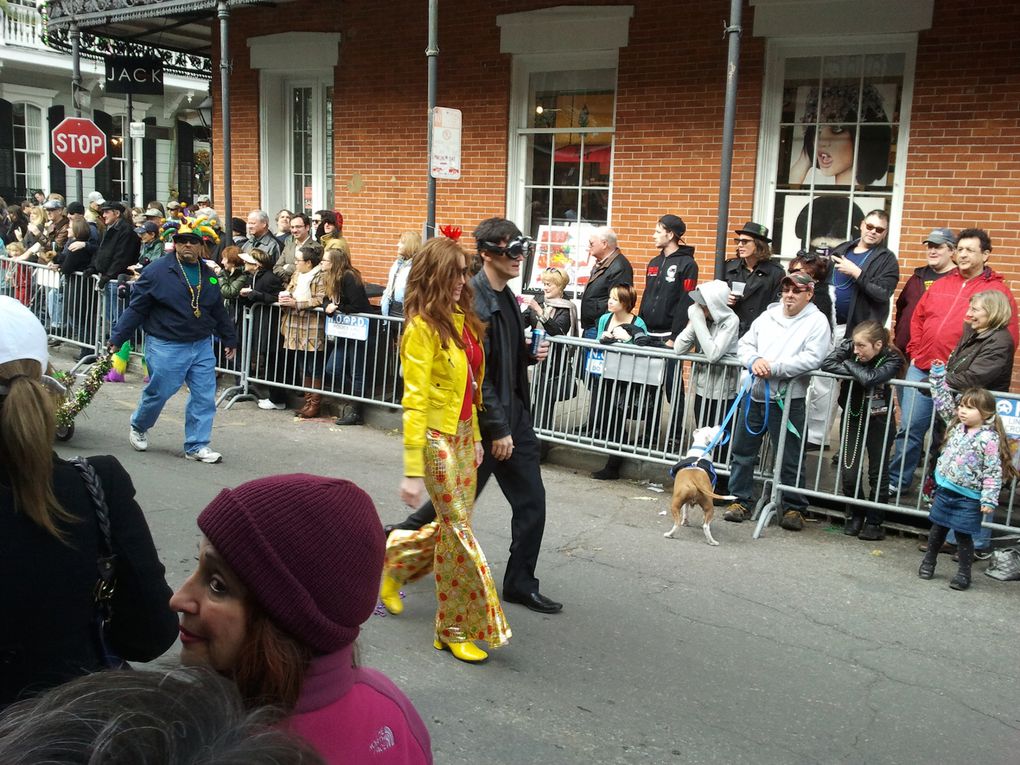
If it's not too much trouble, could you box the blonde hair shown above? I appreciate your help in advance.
[970,290,1012,331]
[541,267,569,291]
[397,231,422,258]
[0,359,74,541]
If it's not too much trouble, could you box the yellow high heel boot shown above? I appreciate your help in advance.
[433,638,488,663]
[380,575,404,615]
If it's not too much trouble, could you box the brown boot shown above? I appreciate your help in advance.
[297,378,322,419]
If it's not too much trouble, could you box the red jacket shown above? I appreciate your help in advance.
[907,267,1019,372]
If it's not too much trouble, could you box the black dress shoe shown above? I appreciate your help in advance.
[503,591,563,614]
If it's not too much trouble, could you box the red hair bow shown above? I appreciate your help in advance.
[439,224,462,241]
[334,211,344,231]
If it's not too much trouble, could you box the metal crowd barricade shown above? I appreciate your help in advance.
[241,302,405,412]
[753,370,1020,541]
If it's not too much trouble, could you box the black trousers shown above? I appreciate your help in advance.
[401,406,547,597]
[840,412,891,524]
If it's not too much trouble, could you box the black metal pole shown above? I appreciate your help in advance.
[425,0,437,239]
[70,21,83,202]
[218,0,231,226]
[714,0,743,278]
[125,93,134,205]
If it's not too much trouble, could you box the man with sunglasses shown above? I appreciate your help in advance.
[827,209,900,340]
[108,218,237,464]
[385,217,562,614]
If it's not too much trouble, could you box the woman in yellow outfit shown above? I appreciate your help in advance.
[381,237,510,663]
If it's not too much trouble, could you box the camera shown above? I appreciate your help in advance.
[116,273,131,302]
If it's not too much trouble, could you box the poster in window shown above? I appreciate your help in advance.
[527,222,596,292]
[787,83,896,189]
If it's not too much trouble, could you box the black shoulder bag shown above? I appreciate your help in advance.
[71,457,128,669]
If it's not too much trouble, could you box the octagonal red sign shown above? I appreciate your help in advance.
[51,117,108,170]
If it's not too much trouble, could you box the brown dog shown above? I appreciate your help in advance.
[663,466,735,546]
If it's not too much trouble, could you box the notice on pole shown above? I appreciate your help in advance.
[996,397,1020,469]
[129,121,146,139]
[431,107,461,180]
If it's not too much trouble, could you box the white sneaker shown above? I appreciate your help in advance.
[129,427,148,451]
[257,398,285,410]
[185,447,222,464]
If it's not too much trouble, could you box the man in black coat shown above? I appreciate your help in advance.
[828,209,900,339]
[580,226,632,335]
[385,217,562,614]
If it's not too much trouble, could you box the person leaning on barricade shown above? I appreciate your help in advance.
[279,241,327,418]
[722,272,831,531]
[109,216,237,463]
[238,248,287,411]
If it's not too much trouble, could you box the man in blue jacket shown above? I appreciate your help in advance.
[109,217,237,463]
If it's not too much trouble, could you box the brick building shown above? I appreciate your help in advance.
[49,0,1020,387]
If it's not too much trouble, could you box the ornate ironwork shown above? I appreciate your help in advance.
[46,0,262,27]
[45,25,212,78]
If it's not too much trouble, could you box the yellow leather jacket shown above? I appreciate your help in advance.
[401,311,484,476]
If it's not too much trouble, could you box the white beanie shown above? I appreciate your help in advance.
[0,296,48,372]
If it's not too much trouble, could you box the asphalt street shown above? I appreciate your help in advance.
[53,363,1020,765]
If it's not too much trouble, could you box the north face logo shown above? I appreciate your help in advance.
[369,725,395,754]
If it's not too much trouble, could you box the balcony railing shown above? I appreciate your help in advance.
[1,0,44,49]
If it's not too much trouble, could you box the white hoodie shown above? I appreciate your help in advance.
[674,279,740,400]
[738,300,831,400]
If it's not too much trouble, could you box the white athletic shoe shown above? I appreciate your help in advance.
[129,427,148,451]
[257,398,285,410]
[185,447,222,464]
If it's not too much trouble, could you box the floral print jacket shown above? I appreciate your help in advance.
[931,366,1002,508]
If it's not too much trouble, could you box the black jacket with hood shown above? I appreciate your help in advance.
[637,245,698,340]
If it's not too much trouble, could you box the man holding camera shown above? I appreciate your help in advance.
[109,218,236,464]
[386,218,562,614]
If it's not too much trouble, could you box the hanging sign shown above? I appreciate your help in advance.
[326,312,370,341]
[430,107,461,180]
[105,56,164,96]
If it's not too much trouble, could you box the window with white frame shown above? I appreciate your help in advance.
[109,115,127,202]
[511,64,616,290]
[755,40,915,258]
[12,102,45,197]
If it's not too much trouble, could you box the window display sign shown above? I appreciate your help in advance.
[527,222,596,291]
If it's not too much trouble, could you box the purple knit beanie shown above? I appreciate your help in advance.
[197,474,385,654]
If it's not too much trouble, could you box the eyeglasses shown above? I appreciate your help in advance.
[788,267,803,273]
[732,238,754,246]
[863,223,887,234]
[311,218,322,224]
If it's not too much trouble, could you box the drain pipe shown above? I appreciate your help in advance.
[713,0,743,278]
[425,0,438,239]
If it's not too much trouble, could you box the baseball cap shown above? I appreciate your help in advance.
[134,221,160,236]
[781,272,815,293]
[99,201,126,213]
[167,200,182,210]
[66,201,85,216]
[143,207,163,218]
[42,199,65,211]
[923,227,957,247]
[0,296,48,373]
[658,214,687,240]
[87,191,105,206]
[195,194,211,205]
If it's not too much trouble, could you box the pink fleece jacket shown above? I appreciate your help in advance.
[286,645,432,764]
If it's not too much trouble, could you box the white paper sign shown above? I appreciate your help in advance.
[325,312,370,341]
[129,121,147,139]
[431,107,461,180]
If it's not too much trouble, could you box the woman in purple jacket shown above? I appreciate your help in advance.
[170,474,432,764]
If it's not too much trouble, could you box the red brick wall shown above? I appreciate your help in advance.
[213,0,1020,389]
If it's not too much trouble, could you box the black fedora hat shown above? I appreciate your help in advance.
[734,221,771,243]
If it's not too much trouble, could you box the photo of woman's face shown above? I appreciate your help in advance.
[814,125,854,181]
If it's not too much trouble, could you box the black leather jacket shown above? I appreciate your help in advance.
[822,339,904,410]
[472,268,535,441]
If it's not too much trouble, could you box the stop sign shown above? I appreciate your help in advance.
[51,117,107,170]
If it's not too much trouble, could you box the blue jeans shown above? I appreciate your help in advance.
[47,280,64,329]
[947,526,991,550]
[888,364,933,490]
[729,396,808,511]
[131,335,217,453]
[323,338,366,397]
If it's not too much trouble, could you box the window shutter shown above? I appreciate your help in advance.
[48,105,66,197]
[93,110,113,199]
